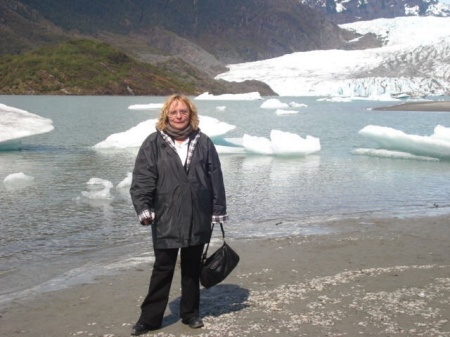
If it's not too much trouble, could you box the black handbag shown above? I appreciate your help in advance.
[200,223,240,288]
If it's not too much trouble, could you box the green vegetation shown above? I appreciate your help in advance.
[0,39,201,95]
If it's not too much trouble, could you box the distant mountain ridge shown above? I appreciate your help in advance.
[300,0,450,24]
[0,0,348,65]
[0,0,357,95]
[0,0,358,95]
[1,0,448,95]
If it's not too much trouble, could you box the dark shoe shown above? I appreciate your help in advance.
[182,316,204,329]
[131,322,159,336]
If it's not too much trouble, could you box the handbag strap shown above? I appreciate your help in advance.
[202,223,225,262]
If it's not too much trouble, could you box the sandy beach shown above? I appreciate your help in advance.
[1,215,449,337]
[374,101,450,112]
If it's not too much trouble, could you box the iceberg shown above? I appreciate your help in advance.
[0,103,54,150]
[94,114,319,157]
[289,102,308,108]
[128,103,163,110]
[81,178,114,200]
[199,115,236,137]
[93,119,158,150]
[275,109,298,116]
[243,130,321,156]
[93,115,236,150]
[358,124,450,159]
[261,98,306,114]
[116,172,132,189]
[195,92,262,100]
[261,98,289,109]
[3,172,35,190]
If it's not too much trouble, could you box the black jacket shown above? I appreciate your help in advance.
[130,130,227,249]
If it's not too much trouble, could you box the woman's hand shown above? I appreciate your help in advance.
[141,218,152,226]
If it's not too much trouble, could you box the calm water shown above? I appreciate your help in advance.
[1,95,450,304]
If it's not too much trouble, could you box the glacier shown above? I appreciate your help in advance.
[216,16,450,98]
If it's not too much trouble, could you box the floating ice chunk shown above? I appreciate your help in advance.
[128,103,163,110]
[195,92,262,100]
[261,98,289,109]
[275,109,298,115]
[81,178,114,200]
[242,134,274,154]
[359,125,450,159]
[270,130,321,155]
[0,103,54,146]
[242,130,321,156]
[116,172,132,189]
[289,102,307,108]
[199,115,236,137]
[93,116,235,150]
[93,119,157,149]
[3,172,35,190]
[216,106,227,111]
[431,125,450,142]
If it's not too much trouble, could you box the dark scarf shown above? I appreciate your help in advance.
[164,124,193,141]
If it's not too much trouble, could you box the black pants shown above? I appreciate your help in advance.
[138,244,204,327]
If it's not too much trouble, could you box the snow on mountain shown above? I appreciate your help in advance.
[300,0,450,24]
[216,16,450,98]
[340,16,448,46]
[424,1,450,16]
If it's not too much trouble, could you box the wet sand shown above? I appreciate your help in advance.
[374,101,450,112]
[1,215,449,337]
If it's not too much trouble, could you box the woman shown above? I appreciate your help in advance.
[129,94,228,335]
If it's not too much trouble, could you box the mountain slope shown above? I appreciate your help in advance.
[0,1,68,55]
[0,0,356,95]
[2,0,350,64]
[0,39,191,95]
[0,39,275,96]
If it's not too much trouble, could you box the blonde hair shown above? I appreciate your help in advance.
[156,94,199,131]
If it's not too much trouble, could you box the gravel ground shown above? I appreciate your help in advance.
[1,215,449,337]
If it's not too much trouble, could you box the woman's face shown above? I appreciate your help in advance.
[168,100,190,130]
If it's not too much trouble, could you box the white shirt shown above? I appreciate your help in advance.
[173,138,190,165]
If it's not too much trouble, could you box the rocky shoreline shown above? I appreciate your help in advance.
[1,215,449,336]
[374,101,450,112]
